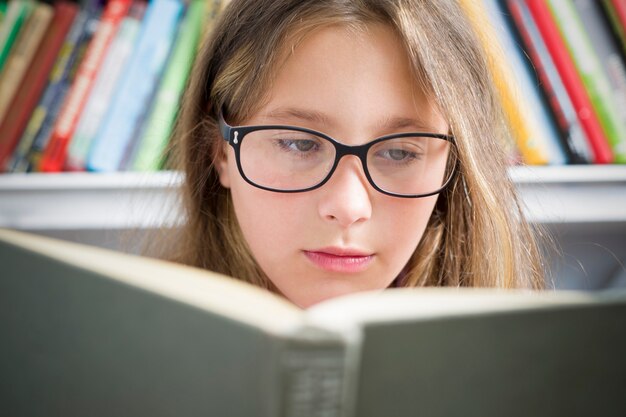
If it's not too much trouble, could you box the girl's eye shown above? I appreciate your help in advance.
[384,149,415,161]
[276,138,319,153]
[376,148,420,163]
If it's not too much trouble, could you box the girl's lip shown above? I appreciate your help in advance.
[302,248,374,273]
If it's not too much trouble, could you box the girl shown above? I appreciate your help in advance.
[164,0,545,308]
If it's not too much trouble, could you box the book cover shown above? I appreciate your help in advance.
[505,0,594,164]
[526,0,615,164]
[1,228,625,416]
[86,0,184,172]
[547,0,626,163]
[130,0,208,171]
[0,0,33,74]
[0,1,78,171]
[38,0,133,173]
[65,2,146,171]
[0,1,53,125]
[485,0,567,165]
[458,0,550,165]
[27,8,101,173]
[6,8,91,173]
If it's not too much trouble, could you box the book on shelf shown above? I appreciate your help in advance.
[6,5,94,173]
[28,9,100,173]
[1,228,626,416]
[526,0,616,164]
[86,0,184,172]
[459,0,549,165]
[65,1,147,171]
[38,0,133,173]
[547,0,626,163]
[504,0,594,164]
[0,0,79,171]
[0,1,7,24]
[573,0,626,135]
[602,0,626,56]
[0,0,52,124]
[129,0,208,171]
[0,0,33,74]
[485,0,567,165]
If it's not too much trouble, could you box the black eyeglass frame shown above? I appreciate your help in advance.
[218,113,458,198]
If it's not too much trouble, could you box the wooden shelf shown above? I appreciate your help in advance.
[1,165,625,230]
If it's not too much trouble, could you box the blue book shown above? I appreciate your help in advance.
[485,0,568,165]
[87,0,183,172]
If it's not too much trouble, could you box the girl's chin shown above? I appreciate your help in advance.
[284,280,387,309]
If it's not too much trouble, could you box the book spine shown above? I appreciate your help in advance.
[87,0,184,172]
[0,1,78,171]
[39,0,132,173]
[573,0,626,136]
[526,0,615,164]
[7,9,88,173]
[486,0,567,165]
[0,0,33,74]
[277,329,351,417]
[458,0,549,164]
[130,0,208,171]
[65,13,143,171]
[0,2,52,125]
[505,0,594,164]
[608,0,626,55]
[547,0,626,163]
[27,12,100,172]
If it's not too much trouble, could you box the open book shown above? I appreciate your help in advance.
[1,228,625,417]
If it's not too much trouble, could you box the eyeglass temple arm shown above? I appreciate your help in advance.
[218,113,232,143]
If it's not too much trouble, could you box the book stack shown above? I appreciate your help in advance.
[0,0,625,171]
[0,0,219,173]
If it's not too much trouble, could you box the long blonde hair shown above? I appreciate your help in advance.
[162,0,545,291]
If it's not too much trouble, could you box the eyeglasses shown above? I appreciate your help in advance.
[218,114,458,198]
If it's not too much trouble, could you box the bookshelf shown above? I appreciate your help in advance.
[3,166,625,290]
[1,166,625,231]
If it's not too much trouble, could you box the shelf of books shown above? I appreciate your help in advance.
[1,1,626,230]
[1,165,625,231]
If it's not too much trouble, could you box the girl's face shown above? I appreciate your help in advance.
[217,23,449,308]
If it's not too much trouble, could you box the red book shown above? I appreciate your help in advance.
[525,0,614,164]
[611,0,626,27]
[39,0,132,172]
[0,1,78,170]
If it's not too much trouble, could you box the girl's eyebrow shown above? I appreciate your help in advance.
[264,107,440,132]
[263,107,331,125]
[375,115,438,132]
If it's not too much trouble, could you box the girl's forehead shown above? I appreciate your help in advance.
[246,23,448,135]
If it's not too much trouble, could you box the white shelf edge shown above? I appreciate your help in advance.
[0,166,625,229]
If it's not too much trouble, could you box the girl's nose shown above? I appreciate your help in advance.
[317,156,373,228]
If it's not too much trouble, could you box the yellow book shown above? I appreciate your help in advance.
[0,1,53,124]
[458,0,550,165]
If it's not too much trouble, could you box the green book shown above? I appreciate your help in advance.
[0,0,33,74]
[548,0,626,163]
[0,1,7,24]
[131,0,208,171]
[2,228,626,417]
